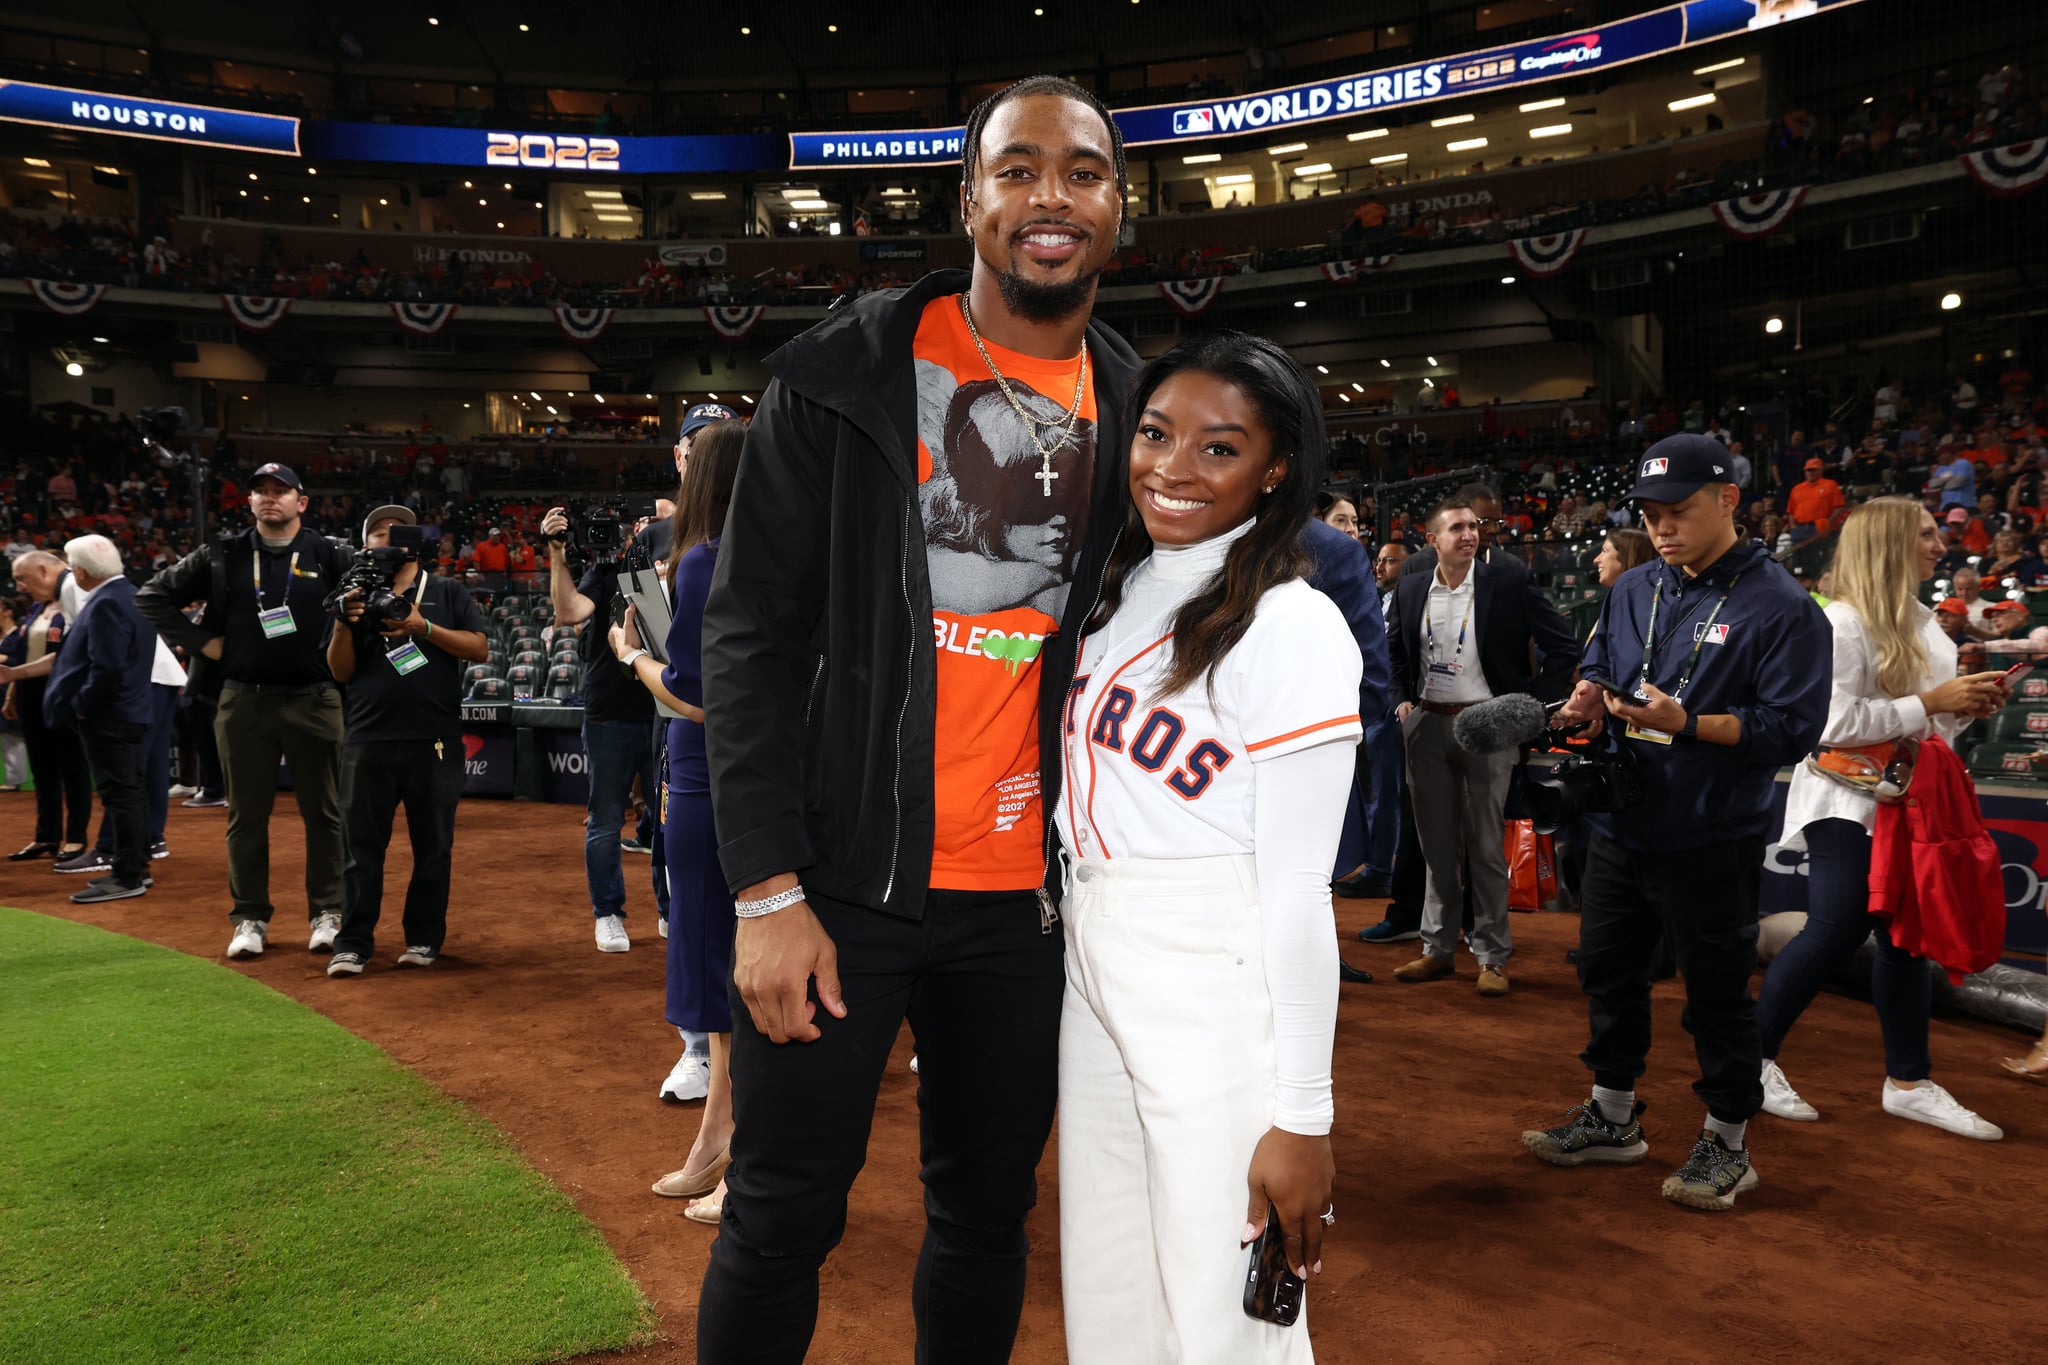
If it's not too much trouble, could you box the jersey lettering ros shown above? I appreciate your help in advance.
[1057,578,1363,863]
[913,294,1096,889]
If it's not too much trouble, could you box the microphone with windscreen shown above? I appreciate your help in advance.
[1451,693,1551,753]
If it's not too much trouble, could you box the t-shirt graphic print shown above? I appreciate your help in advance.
[913,293,1095,890]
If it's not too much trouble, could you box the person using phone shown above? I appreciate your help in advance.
[1753,497,2009,1139]
[1056,334,1358,1362]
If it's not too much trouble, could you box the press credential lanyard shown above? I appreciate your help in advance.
[255,546,301,639]
[1634,572,1740,704]
[1423,575,1474,691]
[385,574,430,676]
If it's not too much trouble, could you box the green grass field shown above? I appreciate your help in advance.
[0,907,655,1364]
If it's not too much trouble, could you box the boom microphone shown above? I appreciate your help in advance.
[1451,693,1550,753]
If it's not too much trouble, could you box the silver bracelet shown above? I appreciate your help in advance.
[734,884,807,918]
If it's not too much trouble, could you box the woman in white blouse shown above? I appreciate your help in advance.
[1758,497,2010,1139]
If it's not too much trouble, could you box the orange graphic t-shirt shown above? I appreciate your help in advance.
[912,295,1096,890]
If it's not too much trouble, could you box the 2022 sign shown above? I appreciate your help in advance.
[484,133,622,171]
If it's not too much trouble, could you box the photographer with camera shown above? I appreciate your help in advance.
[541,492,672,957]
[1520,435,1829,1212]
[137,463,354,961]
[323,506,489,976]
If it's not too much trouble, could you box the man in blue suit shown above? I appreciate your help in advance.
[1302,516,1392,984]
[45,535,155,904]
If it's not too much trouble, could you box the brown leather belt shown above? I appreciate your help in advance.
[1417,700,1474,716]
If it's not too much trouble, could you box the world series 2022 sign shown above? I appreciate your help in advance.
[787,0,1870,170]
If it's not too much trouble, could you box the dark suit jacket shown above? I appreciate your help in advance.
[44,576,152,729]
[1385,556,1577,706]
[1303,518,1392,725]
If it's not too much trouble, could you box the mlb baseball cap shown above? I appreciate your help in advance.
[250,462,302,490]
[1945,507,1970,524]
[678,402,740,442]
[1988,599,2028,614]
[1624,434,1734,505]
[1936,598,1969,615]
[362,504,416,539]
[1803,457,1825,471]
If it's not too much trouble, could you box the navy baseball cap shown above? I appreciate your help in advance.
[678,402,740,442]
[1624,434,1733,505]
[250,462,303,491]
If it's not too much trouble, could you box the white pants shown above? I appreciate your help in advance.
[1059,853,1315,1365]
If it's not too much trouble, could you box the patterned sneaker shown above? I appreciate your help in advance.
[1521,1098,1649,1166]
[327,951,366,977]
[1660,1130,1759,1211]
[395,945,439,968]
[227,919,268,960]
[307,913,342,953]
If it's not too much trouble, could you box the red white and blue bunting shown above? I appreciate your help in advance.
[1506,230,1586,279]
[1961,139,2048,198]
[1320,255,1396,282]
[1710,185,1809,240]
[221,294,291,332]
[27,279,109,315]
[553,306,616,343]
[703,305,765,340]
[1158,277,1223,317]
[391,301,457,336]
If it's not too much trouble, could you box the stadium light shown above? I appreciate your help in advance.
[65,362,83,377]
[1519,98,1565,113]
[1941,292,1962,310]
[1215,173,1254,186]
[1501,276,1517,285]
[1447,137,1487,152]
[1346,128,1388,142]
[1431,114,1474,128]
[1668,94,1717,112]
[1694,57,1744,74]
[1351,382,1364,392]
[1293,300,1308,308]
[1426,356,1438,365]
[1267,143,1308,156]
[1370,153,1407,165]
[1315,365,1329,374]
[1182,153,1221,164]
[1765,316,1783,334]
[1292,163,1333,176]
[1529,124,1572,139]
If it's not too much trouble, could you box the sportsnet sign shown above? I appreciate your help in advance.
[789,1,1870,169]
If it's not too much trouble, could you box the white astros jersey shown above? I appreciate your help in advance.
[1057,577,1363,863]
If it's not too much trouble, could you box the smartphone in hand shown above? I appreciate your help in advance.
[1242,1202,1304,1327]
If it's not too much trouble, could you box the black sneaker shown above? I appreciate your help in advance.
[1660,1130,1759,1211]
[395,945,439,968]
[70,878,147,904]
[88,873,153,888]
[54,848,113,875]
[1521,1098,1650,1167]
[183,795,227,809]
[327,951,366,978]
[150,841,169,860]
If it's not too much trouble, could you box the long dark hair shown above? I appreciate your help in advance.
[666,420,745,591]
[1086,331,1323,698]
[1606,528,1655,572]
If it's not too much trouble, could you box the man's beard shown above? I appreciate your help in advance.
[996,261,1100,323]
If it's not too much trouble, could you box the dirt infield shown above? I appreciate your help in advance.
[6,796,2039,1364]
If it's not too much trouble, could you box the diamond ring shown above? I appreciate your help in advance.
[1319,1205,1336,1226]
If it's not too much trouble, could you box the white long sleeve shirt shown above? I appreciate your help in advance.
[1058,520,1363,1132]
[1781,599,1965,851]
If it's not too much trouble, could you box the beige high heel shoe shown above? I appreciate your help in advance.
[684,1177,727,1226]
[652,1146,729,1199]
[2000,1041,2048,1080]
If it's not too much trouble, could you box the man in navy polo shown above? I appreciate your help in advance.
[1520,434,1829,1212]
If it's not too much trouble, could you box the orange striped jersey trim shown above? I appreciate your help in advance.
[1245,714,1362,753]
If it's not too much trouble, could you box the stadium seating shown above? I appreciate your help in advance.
[1966,742,2048,783]
[547,663,581,702]
[466,676,510,701]
[511,650,549,672]
[505,664,540,695]
[1984,707,2048,745]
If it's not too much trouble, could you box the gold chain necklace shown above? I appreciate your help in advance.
[958,293,1089,497]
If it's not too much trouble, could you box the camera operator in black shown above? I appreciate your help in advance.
[136,462,354,961]
[540,498,672,954]
[324,506,490,975]
[1522,435,1828,1212]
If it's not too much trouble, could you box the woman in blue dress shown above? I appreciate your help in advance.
[612,419,747,1224]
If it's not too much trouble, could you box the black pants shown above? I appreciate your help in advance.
[177,689,225,797]
[217,683,345,924]
[1576,831,1766,1124]
[333,740,464,958]
[698,889,1064,1365]
[1386,776,1473,933]
[78,720,148,884]
[21,686,92,845]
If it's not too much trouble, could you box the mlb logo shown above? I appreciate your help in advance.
[1643,458,1668,477]
[1693,622,1731,644]
[1173,108,1215,135]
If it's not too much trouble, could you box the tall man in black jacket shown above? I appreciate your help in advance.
[1386,496,1576,996]
[698,77,1136,1363]
[138,464,352,960]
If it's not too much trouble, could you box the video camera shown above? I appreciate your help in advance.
[324,523,426,628]
[1449,692,1640,835]
[1519,723,1640,836]
[546,499,658,566]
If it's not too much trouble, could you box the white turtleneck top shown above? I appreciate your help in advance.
[1057,519,1362,1133]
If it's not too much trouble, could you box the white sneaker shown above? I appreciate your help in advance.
[307,913,342,953]
[1761,1060,1819,1122]
[168,783,198,799]
[1881,1080,2003,1141]
[227,919,268,959]
[660,1051,710,1102]
[658,914,669,940]
[594,914,631,953]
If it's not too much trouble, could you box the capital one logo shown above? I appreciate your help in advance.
[1520,33,1603,71]
[463,733,488,776]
